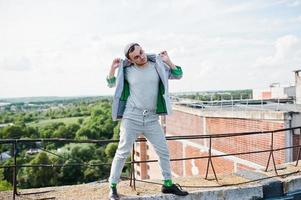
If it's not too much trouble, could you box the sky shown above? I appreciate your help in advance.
[0,0,301,98]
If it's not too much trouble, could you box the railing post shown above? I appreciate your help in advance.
[295,128,301,166]
[265,132,278,175]
[12,140,18,200]
[205,137,218,182]
[129,144,136,191]
[231,95,234,112]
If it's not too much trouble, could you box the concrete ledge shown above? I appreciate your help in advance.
[235,170,283,198]
[123,184,263,200]
[283,174,301,194]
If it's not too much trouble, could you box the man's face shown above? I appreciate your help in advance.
[128,45,147,66]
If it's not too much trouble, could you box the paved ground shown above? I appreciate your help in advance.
[1,163,301,200]
[0,174,247,200]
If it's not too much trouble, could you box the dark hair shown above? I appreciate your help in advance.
[126,43,140,59]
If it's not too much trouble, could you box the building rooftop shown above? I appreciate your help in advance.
[1,163,301,199]
[174,98,301,113]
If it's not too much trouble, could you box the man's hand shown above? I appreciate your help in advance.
[159,51,176,69]
[111,58,121,70]
[109,58,121,77]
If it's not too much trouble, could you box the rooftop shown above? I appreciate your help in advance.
[173,98,301,113]
[1,162,301,200]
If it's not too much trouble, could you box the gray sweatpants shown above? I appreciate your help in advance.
[108,107,172,184]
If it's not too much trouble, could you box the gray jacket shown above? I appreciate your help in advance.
[107,54,183,121]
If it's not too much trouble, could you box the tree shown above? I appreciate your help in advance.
[25,126,39,138]
[59,159,83,185]
[22,152,58,188]
[0,98,120,188]
[83,160,108,182]
[105,143,118,158]
[75,127,95,139]
[77,118,83,125]
[2,125,26,139]
[65,124,80,139]
[53,125,67,138]
[0,168,12,191]
[112,122,120,140]
[69,144,96,162]
[2,159,13,184]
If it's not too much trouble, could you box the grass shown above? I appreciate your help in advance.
[0,180,12,191]
[27,116,90,127]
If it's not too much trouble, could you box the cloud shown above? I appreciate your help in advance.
[0,0,301,97]
[254,35,301,69]
[0,57,33,71]
[247,35,301,88]
[287,0,301,7]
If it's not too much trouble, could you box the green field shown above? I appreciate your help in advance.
[27,116,90,127]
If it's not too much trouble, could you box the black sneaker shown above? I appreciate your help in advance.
[161,183,189,196]
[108,187,120,200]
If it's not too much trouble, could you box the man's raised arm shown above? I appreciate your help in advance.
[159,51,183,80]
[106,58,120,88]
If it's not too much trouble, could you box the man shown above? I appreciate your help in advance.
[106,43,188,200]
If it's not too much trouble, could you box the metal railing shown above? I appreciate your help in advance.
[1,126,301,199]
[174,97,296,112]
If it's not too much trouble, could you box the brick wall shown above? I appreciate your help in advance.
[168,141,184,176]
[166,110,204,136]
[166,110,205,146]
[135,109,287,180]
[206,117,285,166]
[163,110,286,178]
[184,145,234,176]
[134,137,149,180]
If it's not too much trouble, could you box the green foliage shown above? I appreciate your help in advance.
[25,126,39,138]
[77,118,84,124]
[75,127,94,139]
[95,146,106,160]
[71,145,96,162]
[105,143,118,158]
[53,123,79,139]
[2,159,13,184]
[0,168,11,191]
[19,152,58,188]
[1,125,26,139]
[0,98,120,189]
[81,101,117,140]
[113,122,121,140]
[83,160,108,182]
[59,159,83,185]
[0,168,4,180]
[0,180,12,191]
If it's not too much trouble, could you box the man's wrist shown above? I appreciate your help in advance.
[166,62,176,69]
[109,68,116,77]
[107,74,114,79]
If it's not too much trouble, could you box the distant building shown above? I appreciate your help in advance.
[0,102,11,112]
[285,86,296,99]
[253,83,289,100]
[253,89,272,100]
[252,70,301,104]
[295,70,301,104]
[0,151,11,161]
[26,148,41,155]
[0,123,14,128]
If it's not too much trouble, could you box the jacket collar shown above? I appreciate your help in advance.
[123,54,157,67]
